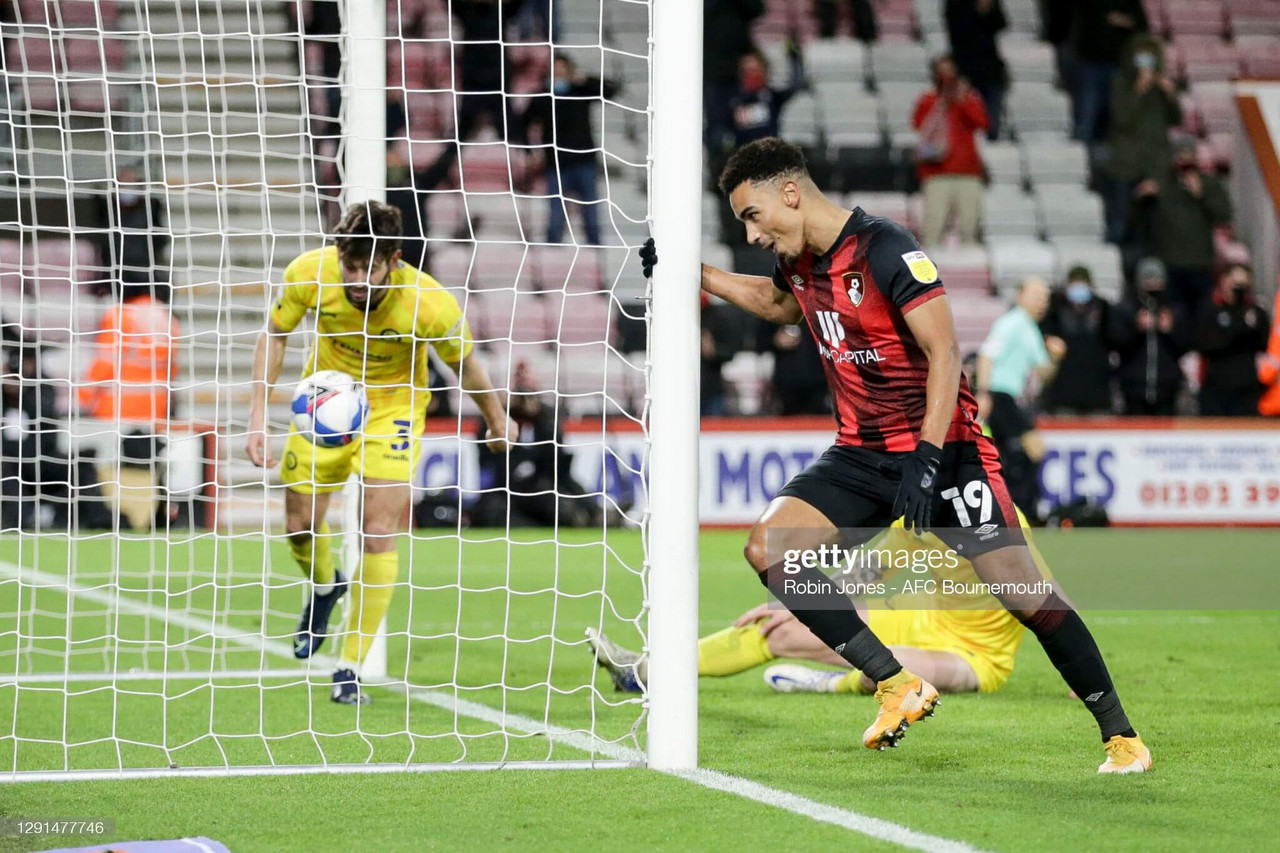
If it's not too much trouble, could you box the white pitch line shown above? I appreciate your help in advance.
[0,669,322,685]
[0,560,987,853]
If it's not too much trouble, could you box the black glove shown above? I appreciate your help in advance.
[878,440,942,533]
[639,237,657,279]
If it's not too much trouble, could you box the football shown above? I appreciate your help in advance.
[290,370,369,447]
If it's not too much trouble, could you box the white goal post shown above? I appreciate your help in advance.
[0,0,700,780]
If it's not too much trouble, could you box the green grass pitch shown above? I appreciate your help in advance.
[0,529,1276,852]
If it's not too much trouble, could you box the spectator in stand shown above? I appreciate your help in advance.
[1040,266,1117,414]
[453,0,524,140]
[1131,135,1232,314]
[78,281,180,424]
[728,49,806,149]
[1,344,65,530]
[765,321,829,415]
[1069,0,1148,142]
[702,294,747,415]
[1105,34,1180,248]
[813,0,877,41]
[97,166,168,284]
[703,0,765,155]
[1194,263,1270,417]
[945,0,1008,141]
[1111,257,1190,415]
[975,278,1066,519]
[913,55,989,247]
[520,55,618,246]
[1259,288,1280,417]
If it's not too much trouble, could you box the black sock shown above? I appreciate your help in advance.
[1021,593,1136,742]
[759,562,902,683]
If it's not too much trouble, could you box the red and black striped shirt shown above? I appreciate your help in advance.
[772,208,979,451]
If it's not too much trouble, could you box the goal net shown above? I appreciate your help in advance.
[0,0,693,780]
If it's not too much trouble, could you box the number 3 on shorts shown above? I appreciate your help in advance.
[941,481,992,528]
[391,418,411,452]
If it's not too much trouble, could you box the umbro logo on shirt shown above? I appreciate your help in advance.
[791,274,805,291]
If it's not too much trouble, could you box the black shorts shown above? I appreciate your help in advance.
[775,432,1024,557]
[986,392,1035,448]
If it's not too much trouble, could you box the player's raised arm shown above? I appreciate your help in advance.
[636,237,801,324]
[702,264,802,324]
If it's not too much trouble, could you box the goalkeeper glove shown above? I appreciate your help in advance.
[879,440,942,533]
[639,237,657,279]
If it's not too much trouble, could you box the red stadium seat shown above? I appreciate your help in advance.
[1191,82,1236,133]
[1173,35,1240,81]
[1164,0,1226,36]
[1224,0,1280,36]
[1238,35,1280,75]
[18,0,117,26]
[454,143,519,192]
[534,245,604,293]
[545,291,613,345]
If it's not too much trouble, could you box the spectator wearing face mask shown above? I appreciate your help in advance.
[1105,34,1180,248]
[727,49,805,149]
[1111,257,1190,415]
[1131,134,1232,313]
[1040,266,1118,414]
[1194,263,1270,417]
[913,55,989,247]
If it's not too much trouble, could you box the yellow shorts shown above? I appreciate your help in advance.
[867,609,1016,694]
[280,403,425,494]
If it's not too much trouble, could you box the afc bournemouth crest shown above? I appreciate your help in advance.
[842,271,864,307]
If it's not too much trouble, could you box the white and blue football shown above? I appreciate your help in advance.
[291,370,369,447]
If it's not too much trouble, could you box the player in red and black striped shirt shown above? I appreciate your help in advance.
[640,138,1150,773]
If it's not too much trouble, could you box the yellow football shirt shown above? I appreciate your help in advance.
[270,245,473,411]
[873,512,1050,664]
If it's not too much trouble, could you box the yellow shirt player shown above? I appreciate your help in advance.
[586,507,1046,697]
[246,201,515,705]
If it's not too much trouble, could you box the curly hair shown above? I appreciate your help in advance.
[333,200,403,262]
[717,137,809,196]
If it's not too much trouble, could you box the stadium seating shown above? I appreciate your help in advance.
[803,39,866,84]
[951,294,1010,357]
[927,245,992,295]
[1237,34,1280,75]
[1163,0,1228,37]
[868,41,930,85]
[1023,139,1090,187]
[816,83,883,148]
[1035,186,1105,241]
[1172,35,1240,82]
[983,186,1040,240]
[988,237,1057,295]
[1006,82,1073,135]
[979,141,1025,187]
[779,94,822,147]
[1224,0,1280,36]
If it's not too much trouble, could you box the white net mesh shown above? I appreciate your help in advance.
[0,0,654,777]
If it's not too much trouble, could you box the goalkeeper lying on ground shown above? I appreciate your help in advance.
[588,508,1046,695]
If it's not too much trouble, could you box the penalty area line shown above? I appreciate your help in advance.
[0,560,987,852]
